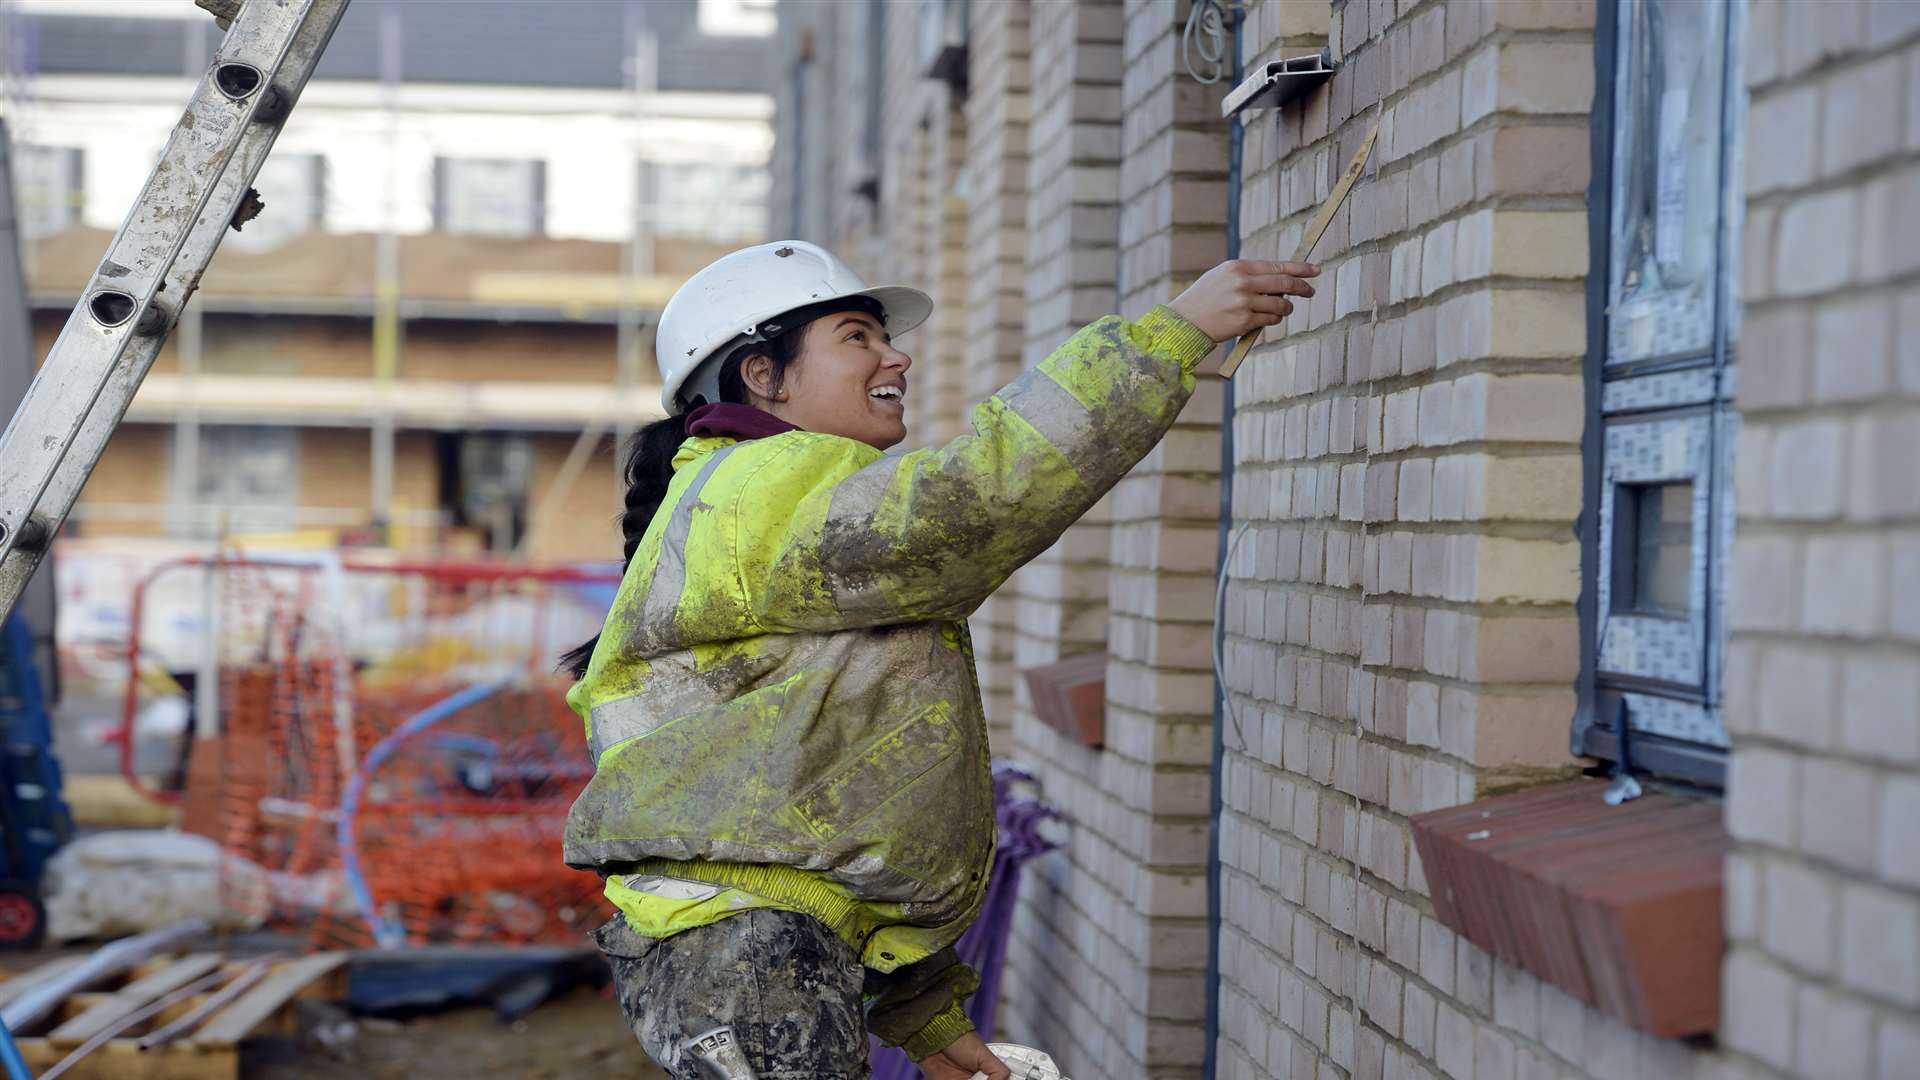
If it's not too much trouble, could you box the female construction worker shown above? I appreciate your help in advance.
[562,240,1316,1079]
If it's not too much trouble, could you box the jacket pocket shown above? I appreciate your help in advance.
[790,701,960,842]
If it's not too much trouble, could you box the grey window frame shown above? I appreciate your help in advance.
[1573,0,1746,789]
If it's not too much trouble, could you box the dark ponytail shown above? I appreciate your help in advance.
[558,311,831,678]
[557,413,693,677]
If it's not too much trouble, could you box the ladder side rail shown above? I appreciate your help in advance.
[0,0,351,620]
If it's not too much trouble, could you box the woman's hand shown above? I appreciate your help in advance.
[1167,259,1320,343]
[917,1032,1010,1080]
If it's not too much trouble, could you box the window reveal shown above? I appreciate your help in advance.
[1576,0,1746,783]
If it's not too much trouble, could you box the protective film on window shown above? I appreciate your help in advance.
[1607,0,1728,366]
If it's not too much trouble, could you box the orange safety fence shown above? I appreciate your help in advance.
[116,553,622,950]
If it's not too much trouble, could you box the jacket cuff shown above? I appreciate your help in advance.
[1138,304,1220,371]
[901,1002,976,1062]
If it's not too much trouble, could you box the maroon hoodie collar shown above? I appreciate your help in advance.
[685,402,800,441]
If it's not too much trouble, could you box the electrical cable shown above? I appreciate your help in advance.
[1211,520,1252,753]
[1181,0,1233,85]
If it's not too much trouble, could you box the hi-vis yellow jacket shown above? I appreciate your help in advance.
[563,305,1215,984]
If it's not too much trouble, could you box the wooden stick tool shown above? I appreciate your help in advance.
[1218,116,1380,379]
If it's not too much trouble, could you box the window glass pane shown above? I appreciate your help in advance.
[1611,481,1693,616]
[1608,0,1727,364]
[14,145,81,240]
[459,433,531,551]
[192,426,299,536]
[646,161,768,244]
[441,158,542,238]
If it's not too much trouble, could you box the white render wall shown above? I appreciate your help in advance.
[6,75,771,245]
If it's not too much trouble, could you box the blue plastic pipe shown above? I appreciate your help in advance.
[0,1016,33,1080]
[336,679,511,948]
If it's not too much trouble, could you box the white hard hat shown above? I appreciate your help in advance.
[654,240,933,415]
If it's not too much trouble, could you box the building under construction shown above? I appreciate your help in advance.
[0,0,1912,1079]
[7,0,770,562]
[769,1,1920,1078]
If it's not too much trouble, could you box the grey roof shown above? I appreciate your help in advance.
[16,1,771,94]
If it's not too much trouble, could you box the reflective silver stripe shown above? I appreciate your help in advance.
[636,443,740,647]
[993,366,1106,476]
[588,693,671,760]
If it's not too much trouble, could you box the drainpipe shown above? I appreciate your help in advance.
[1201,9,1245,1080]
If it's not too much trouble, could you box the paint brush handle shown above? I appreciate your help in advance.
[1217,117,1380,381]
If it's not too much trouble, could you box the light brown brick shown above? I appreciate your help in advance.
[1728,747,1798,847]
[1864,175,1920,285]
[1813,293,1894,403]
[1795,984,1873,1080]
[1722,948,1796,1071]
[1841,653,1920,763]
[1487,0,1597,30]
[1821,53,1903,176]
[1494,41,1596,114]
[1840,883,1920,1006]
[1476,124,1590,198]
[1747,84,1819,195]
[1802,535,1884,638]
[1881,777,1920,887]
[1776,188,1861,296]
[1799,757,1880,873]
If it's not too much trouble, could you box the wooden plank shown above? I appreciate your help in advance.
[190,953,346,1046]
[18,1037,237,1080]
[0,956,88,1010]
[46,953,226,1047]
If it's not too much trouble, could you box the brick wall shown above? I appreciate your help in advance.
[765,1,1920,1077]
[960,0,1034,747]
[1720,2,1920,1076]
[1214,0,1645,1076]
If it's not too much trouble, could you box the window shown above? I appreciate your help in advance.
[12,145,82,239]
[1576,0,1744,785]
[189,426,300,537]
[918,0,968,90]
[850,0,886,200]
[645,161,769,244]
[227,152,325,253]
[437,432,531,552]
[433,158,545,239]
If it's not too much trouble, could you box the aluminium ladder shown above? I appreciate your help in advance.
[0,0,352,623]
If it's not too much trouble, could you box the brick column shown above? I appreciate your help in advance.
[962,0,1033,743]
[1215,1,1610,1077]
[1008,0,1124,715]
[996,0,1234,1074]
[995,0,1131,1067]
[1720,3,1920,1076]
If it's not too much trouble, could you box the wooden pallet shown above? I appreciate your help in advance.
[0,950,348,1080]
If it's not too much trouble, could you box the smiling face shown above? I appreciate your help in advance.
[742,308,912,451]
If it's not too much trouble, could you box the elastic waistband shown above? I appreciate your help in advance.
[628,858,882,950]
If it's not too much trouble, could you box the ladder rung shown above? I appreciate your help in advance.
[0,0,353,621]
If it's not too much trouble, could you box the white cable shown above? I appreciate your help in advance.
[1181,0,1231,85]
[1213,519,1253,752]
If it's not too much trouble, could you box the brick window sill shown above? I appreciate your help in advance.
[1021,652,1105,749]
[1409,778,1728,1038]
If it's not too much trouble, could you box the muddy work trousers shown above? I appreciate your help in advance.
[597,909,871,1079]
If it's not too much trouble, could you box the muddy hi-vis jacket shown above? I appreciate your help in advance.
[564,305,1216,1047]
